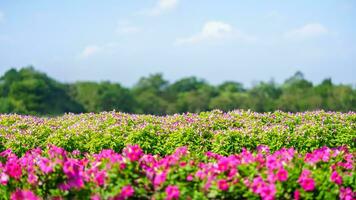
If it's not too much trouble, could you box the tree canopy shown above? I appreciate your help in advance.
[0,67,355,115]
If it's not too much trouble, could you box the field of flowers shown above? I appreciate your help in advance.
[0,110,355,199]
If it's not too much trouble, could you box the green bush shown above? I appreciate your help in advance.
[0,110,355,156]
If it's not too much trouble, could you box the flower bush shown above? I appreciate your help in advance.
[0,144,354,199]
[0,110,355,156]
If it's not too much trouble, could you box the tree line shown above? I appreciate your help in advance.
[0,67,355,115]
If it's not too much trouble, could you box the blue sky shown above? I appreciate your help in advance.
[0,0,355,87]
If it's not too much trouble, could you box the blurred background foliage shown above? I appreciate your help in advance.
[0,66,355,115]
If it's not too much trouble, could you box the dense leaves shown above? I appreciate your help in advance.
[0,67,355,115]
[0,110,355,156]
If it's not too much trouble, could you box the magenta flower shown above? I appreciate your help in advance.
[154,171,167,187]
[251,176,266,194]
[217,179,229,191]
[276,168,288,182]
[300,169,311,178]
[38,157,54,174]
[260,183,276,200]
[298,170,315,191]
[257,145,270,154]
[48,145,66,159]
[72,150,81,156]
[63,159,82,178]
[123,144,143,162]
[94,170,106,186]
[173,146,188,157]
[330,171,342,185]
[228,168,237,178]
[10,189,40,200]
[298,177,315,191]
[28,172,38,185]
[217,157,230,172]
[266,156,281,170]
[5,159,22,179]
[120,185,134,199]
[186,174,193,181]
[67,177,85,189]
[0,149,16,158]
[165,185,180,200]
[267,172,277,183]
[90,194,101,200]
[294,190,300,200]
[339,187,354,200]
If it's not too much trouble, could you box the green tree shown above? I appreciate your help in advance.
[0,67,84,115]
[209,92,249,111]
[97,82,135,112]
[248,81,281,112]
[133,74,169,115]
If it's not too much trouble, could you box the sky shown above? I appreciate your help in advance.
[0,0,355,87]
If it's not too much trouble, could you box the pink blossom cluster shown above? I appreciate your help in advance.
[0,144,354,199]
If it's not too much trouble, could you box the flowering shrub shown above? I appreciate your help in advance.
[0,144,354,199]
[0,110,355,156]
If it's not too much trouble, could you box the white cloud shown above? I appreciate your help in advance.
[285,23,329,39]
[78,43,119,59]
[175,21,255,46]
[147,0,179,16]
[116,21,141,34]
[79,45,101,59]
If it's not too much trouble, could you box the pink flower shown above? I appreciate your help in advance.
[276,168,288,182]
[257,145,270,154]
[294,190,300,200]
[179,162,187,167]
[0,149,16,158]
[94,170,106,186]
[91,194,101,200]
[204,178,213,191]
[63,159,82,178]
[330,171,342,185]
[165,185,180,200]
[173,146,188,157]
[298,170,315,191]
[267,172,277,183]
[10,189,40,200]
[243,178,250,187]
[120,185,134,199]
[260,184,276,200]
[228,168,238,178]
[123,144,143,162]
[300,169,311,178]
[48,145,66,159]
[266,156,281,170]
[154,171,167,187]
[195,170,205,179]
[217,158,230,171]
[251,176,266,194]
[241,149,254,164]
[72,150,81,156]
[28,173,38,185]
[5,159,22,179]
[299,177,315,191]
[67,177,85,189]
[0,172,9,185]
[186,174,193,181]
[38,157,54,174]
[217,179,229,191]
[339,187,354,200]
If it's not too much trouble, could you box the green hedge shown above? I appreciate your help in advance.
[0,110,355,155]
